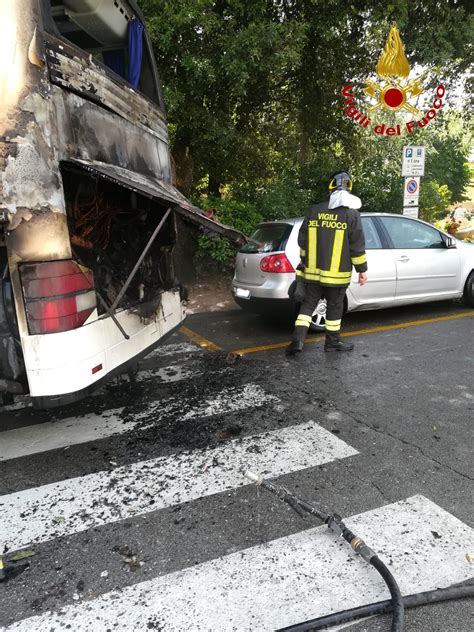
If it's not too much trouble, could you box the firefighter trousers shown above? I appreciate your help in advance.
[292,283,347,344]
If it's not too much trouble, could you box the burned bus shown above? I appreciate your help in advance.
[0,1,244,408]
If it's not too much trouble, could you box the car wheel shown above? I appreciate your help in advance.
[310,299,327,332]
[463,271,474,307]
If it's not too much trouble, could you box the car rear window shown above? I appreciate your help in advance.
[240,224,293,254]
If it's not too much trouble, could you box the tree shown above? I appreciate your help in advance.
[424,115,471,204]
[141,0,472,256]
[349,112,471,219]
[142,0,306,195]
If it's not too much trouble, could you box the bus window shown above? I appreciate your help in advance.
[48,0,160,105]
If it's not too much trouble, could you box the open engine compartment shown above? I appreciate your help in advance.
[61,165,179,320]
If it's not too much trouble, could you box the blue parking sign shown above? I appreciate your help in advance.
[402,145,425,176]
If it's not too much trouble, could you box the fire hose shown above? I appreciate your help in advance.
[244,470,474,631]
[243,469,406,632]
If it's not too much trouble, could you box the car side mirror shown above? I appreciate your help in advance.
[445,236,457,248]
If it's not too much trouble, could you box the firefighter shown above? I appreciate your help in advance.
[286,171,367,356]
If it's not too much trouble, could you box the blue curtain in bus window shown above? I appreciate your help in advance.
[103,50,125,78]
[128,19,144,89]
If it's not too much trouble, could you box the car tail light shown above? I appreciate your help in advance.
[260,253,294,273]
[20,260,96,335]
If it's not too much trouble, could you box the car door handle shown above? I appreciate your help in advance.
[397,256,410,262]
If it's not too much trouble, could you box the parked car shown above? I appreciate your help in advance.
[232,213,474,329]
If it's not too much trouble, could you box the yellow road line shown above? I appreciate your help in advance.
[339,311,474,338]
[231,311,474,356]
[231,336,323,356]
[180,325,222,351]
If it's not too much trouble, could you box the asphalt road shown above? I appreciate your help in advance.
[0,300,473,631]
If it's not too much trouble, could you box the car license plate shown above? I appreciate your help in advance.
[234,287,250,299]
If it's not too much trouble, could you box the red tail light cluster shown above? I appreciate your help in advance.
[20,260,96,335]
[260,253,294,273]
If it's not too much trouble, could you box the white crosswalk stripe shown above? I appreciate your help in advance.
[181,382,280,420]
[0,409,125,462]
[132,382,281,422]
[0,382,268,462]
[2,495,472,632]
[1,420,357,551]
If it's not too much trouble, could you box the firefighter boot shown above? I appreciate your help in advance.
[287,311,314,357]
[285,326,307,356]
[324,332,354,352]
[285,339,304,356]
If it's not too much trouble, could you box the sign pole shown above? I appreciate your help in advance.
[402,145,425,219]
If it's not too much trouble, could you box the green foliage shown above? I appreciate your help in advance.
[199,196,262,236]
[354,113,471,217]
[235,178,313,221]
[419,182,452,223]
[142,0,306,192]
[141,1,473,264]
[195,196,262,267]
[425,117,472,203]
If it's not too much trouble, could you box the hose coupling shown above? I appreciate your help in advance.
[351,537,376,563]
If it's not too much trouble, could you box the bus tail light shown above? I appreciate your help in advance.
[20,260,96,335]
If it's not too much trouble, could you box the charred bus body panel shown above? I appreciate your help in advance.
[0,1,244,408]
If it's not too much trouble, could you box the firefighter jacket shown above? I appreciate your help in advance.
[296,202,367,287]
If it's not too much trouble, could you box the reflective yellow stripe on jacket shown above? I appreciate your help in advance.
[330,230,345,272]
[351,254,367,266]
[307,227,317,271]
[303,269,352,284]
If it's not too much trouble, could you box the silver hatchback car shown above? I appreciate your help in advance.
[232,213,474,329]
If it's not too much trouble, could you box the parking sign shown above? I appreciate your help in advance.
[402,146,425,176]
[403,176,420,207]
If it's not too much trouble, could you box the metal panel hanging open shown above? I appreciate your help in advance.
[62,158,248,246]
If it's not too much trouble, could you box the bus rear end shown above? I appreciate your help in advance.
[0,0,244,408]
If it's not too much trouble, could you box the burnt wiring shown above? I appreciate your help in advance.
[73,191,129,250]
[67,183,176,312]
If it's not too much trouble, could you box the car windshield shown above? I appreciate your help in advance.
[240,224,292,254]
